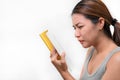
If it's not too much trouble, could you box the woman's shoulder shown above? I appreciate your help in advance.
[109,51,120,63]
[102,50,120,80]
[107,49,120,68]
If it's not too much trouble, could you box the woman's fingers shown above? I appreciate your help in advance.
[50,48,66,65]
[50,48,57,57]
[60,52,66,63]
[50,48,59,63]
[61,52,65,60]
[50,51,68,72]
[51,53,58,63]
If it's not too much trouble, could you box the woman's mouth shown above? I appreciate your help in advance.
[79,40,84,44]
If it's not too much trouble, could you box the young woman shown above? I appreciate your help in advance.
[50,0,120,80]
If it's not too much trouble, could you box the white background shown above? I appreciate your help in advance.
[0,0,120,80]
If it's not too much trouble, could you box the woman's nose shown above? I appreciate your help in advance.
[75,29,81,38]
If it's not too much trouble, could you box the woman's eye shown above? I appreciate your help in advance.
[78,26,83,29]
[74,27,76,30]
[73,25,84,30]
[73,26,76,30]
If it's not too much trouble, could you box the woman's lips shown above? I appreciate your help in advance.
[79,40,84,44]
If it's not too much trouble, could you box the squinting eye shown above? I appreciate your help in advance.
[73,27,76,30]
[78,26,83,29]
[73,25,84,30]
[73,26,76,30]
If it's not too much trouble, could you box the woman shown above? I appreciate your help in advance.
[50,0,120,80]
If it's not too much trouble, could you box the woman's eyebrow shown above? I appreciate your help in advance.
[73,23,81,28]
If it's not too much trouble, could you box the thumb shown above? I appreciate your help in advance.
[61,52,66,60]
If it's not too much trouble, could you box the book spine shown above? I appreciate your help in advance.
[40,30,54,52]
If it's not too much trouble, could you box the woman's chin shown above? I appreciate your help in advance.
[81,44,90,48]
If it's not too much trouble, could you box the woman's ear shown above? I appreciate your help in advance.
[97,17,105,30]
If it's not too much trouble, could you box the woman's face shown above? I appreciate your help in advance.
[72,14,100,48]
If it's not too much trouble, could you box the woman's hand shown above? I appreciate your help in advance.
[50,48,68,73]
[50,48,75,80]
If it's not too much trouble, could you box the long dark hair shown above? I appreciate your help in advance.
[72,0,120,46]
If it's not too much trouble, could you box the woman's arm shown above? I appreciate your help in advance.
[102,52,120,80]
[59,70,75,80]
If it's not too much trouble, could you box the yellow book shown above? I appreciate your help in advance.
[40,30,54,52]
[40,29,63,60]
[40,29,72,70]
[40,29,64,53]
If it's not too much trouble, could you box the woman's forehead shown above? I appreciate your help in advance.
[72,14,90,24]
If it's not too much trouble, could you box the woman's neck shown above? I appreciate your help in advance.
[93,35,117,54]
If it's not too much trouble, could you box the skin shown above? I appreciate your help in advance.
[50,13,120,80]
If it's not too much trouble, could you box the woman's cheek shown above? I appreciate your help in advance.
[81,30,88,39]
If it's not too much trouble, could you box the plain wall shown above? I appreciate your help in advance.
[0,0,120,80]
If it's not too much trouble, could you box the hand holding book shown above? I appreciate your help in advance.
[40,29,64,59]
[40,29,72,71]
